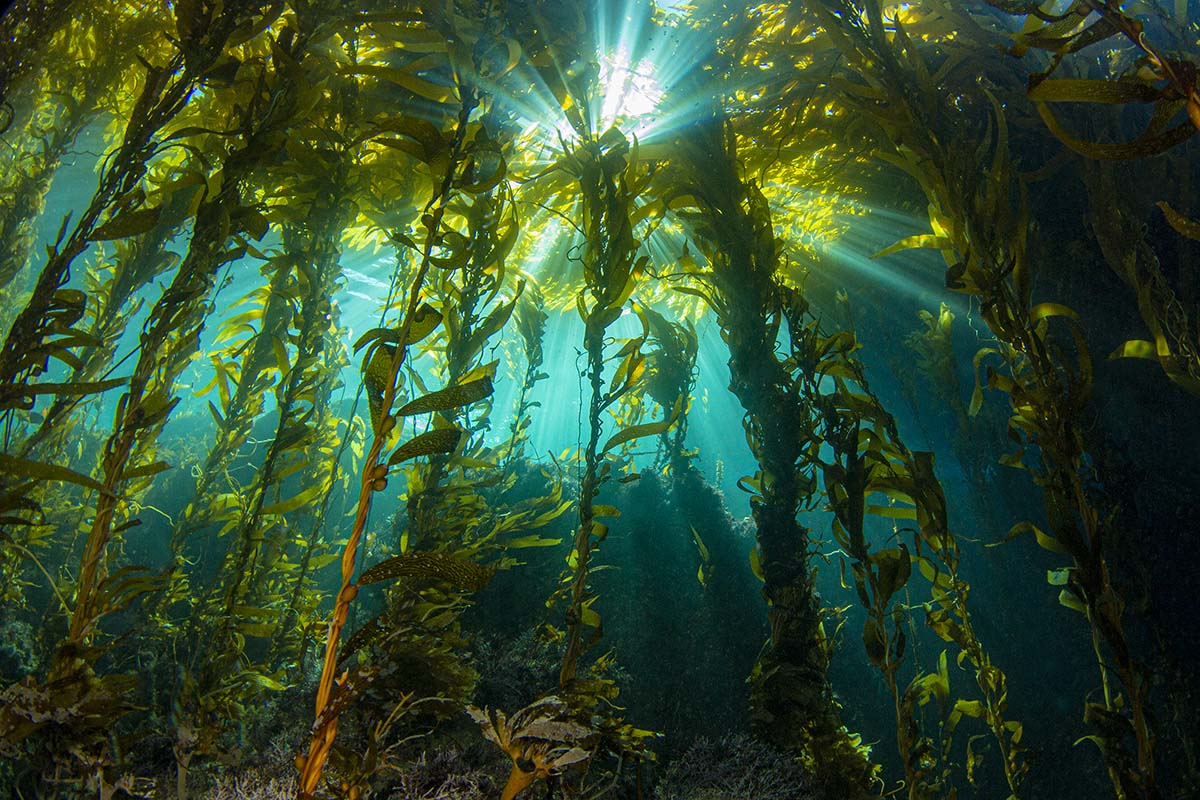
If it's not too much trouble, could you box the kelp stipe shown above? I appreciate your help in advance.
[296,70,480,800]
[0,1,268,414]
[165,39,365,795]
[291,0,582,789]
[553,124,656,689]
[0,4,298,793]
[664,117,880,797]
[808,326,1028,800]
[809,1,1162,795]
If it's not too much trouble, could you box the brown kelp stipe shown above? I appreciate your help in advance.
[297,85,480,797]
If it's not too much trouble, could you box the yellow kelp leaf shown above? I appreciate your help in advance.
[737,472,763,495]
[388,428,462,466]
[458,359,499,386]
[1029,302,1079,322]
[457,146,507,195]
[89,207,162,241]
[238,622,276,638]
[360,116,445,156]
[862,617,887,667]
[242,670,286,692]
[363,346,395,431]
[1035,101,1195,160]
[0,453,110,496]
[462,294,522,363]
[749,545,765,583]
[1108,340,1157,361]
[396,376,494,416]
[601,398,680,454]
[1156,201,1200,240]
[865,504,917,520]
[871,233,954,260]
[272,335,291,376]
[969,347,999,417]
[1028,78,1159,104]
[965,735,985,786]
[342,65,458,106]
[120,461,172,481]
[260,484,324,517]
[912,554,954,591]
[873,546,912,606]
[354,304,443,355]
[990,520,1067,555]
[357,551,496,591]
[531,499,573,528]
[1047,567,1072,586]
[954,699,986,720]
[691,526,710,562]
[1058,588,1087,613]
[580,596,601,628]
[338,614,385,665]
[506,534,563,548]
[309,553,339,569]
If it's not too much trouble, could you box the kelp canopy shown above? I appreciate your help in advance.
[0,0,1198,799]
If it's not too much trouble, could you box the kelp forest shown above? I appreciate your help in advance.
[0,0,1198,798]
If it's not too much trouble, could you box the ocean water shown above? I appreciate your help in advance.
[0,1,1197,799]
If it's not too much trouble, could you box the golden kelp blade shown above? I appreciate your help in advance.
[395,375,494,416]
[352,303,443,354]
[387,428,463,466]
[363,344,398,432]
[357,303,445,430]
[337,614,385,666]
[357,552,497,592]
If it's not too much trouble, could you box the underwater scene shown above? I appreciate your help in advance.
[1,0,1198,798]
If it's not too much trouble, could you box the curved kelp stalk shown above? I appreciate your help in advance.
[381,164,571,621]
[0,180,193,615]
[0,2,278,620]
[554,126,678,691]
[296,64,482,800]
[167,63,364,795]
[17,179,194,462]
[641,306,698,473]
[665,117,878,798]
[405,175,524,551]
[501,284,549,473]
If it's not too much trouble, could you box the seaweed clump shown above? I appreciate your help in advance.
[653,734,815,800]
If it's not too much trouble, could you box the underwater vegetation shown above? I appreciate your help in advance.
[1,0,1199,798]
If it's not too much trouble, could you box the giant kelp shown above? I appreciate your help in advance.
[0,1,1198,799]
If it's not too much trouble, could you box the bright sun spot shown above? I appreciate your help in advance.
[597,47,664,131]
